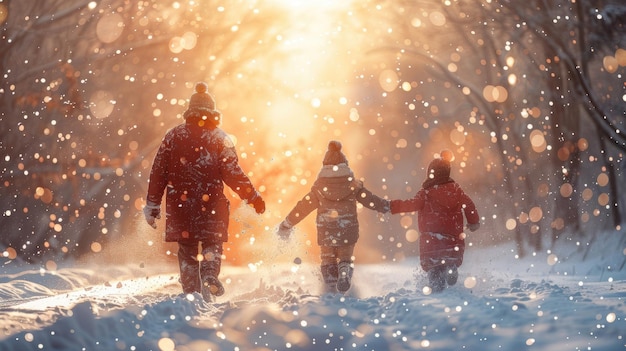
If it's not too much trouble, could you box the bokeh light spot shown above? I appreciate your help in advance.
[464,276,477,289]
[560,183,573,197]
[45,260,58,271]
[505,218,517,230]
[349,108,360,122]
[603,55,618,73]
[379,69,398,92]
[405,229,419,243]
[529,206,543,223]
[606,312,616,323]
[96,13,124,44]
[615,48,626,66]
[530,130,546,153]
[582,188,593,201]
[596,173,609,187]
[450,128,466,146]
[428,11,446,26]
[598,193,610,207]
[547,253,558,266]
[3,247,17,260]
[157,337,175,351]
[483,85,508,103]
[89,90,115,119]
[91,242,102,253]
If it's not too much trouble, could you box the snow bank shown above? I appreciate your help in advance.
[1,231,625,351]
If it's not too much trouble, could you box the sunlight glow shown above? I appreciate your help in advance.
[267,0,351,11]
[0,4,9,25]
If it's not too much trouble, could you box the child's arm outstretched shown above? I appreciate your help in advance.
[278,191,319,239]
[355,181,390,213]
[389,189,425,215]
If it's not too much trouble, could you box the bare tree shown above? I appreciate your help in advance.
[349,0,626,257]
[0,0,294,261]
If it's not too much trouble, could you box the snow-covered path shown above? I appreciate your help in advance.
[1,239,625,351]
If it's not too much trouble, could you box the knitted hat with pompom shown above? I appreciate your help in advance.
[183,82,221,125]
[424,149,453,187]
[322,140,349,166]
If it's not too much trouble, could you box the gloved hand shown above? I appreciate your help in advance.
[468,222,480,232]
[277,221,293,240]
[143,202,161,228]
[250,195,266,214]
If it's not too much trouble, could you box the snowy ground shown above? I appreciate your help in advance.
[1,232,625,351]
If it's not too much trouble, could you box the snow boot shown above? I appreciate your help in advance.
[201,276,224,302]
[179,262,201,294]
[336,261,353,293]
[446,265,458,286]
[428,267,446,293]
[321,264,338,294]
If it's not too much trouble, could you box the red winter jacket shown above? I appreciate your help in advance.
[146,122,261,243]
[390,180,479,271]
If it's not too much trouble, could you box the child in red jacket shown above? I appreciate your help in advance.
[390,150,479,292]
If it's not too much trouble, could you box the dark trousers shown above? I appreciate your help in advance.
[177,241,223,294]
[320,244,355,285]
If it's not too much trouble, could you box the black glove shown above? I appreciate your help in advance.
[250,196,265,214]
[468,222,480,232]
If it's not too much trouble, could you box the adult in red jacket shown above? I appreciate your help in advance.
[390,150,479,292]
[144,82,265,301]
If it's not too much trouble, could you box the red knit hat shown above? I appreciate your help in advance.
[427,150,453,180]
